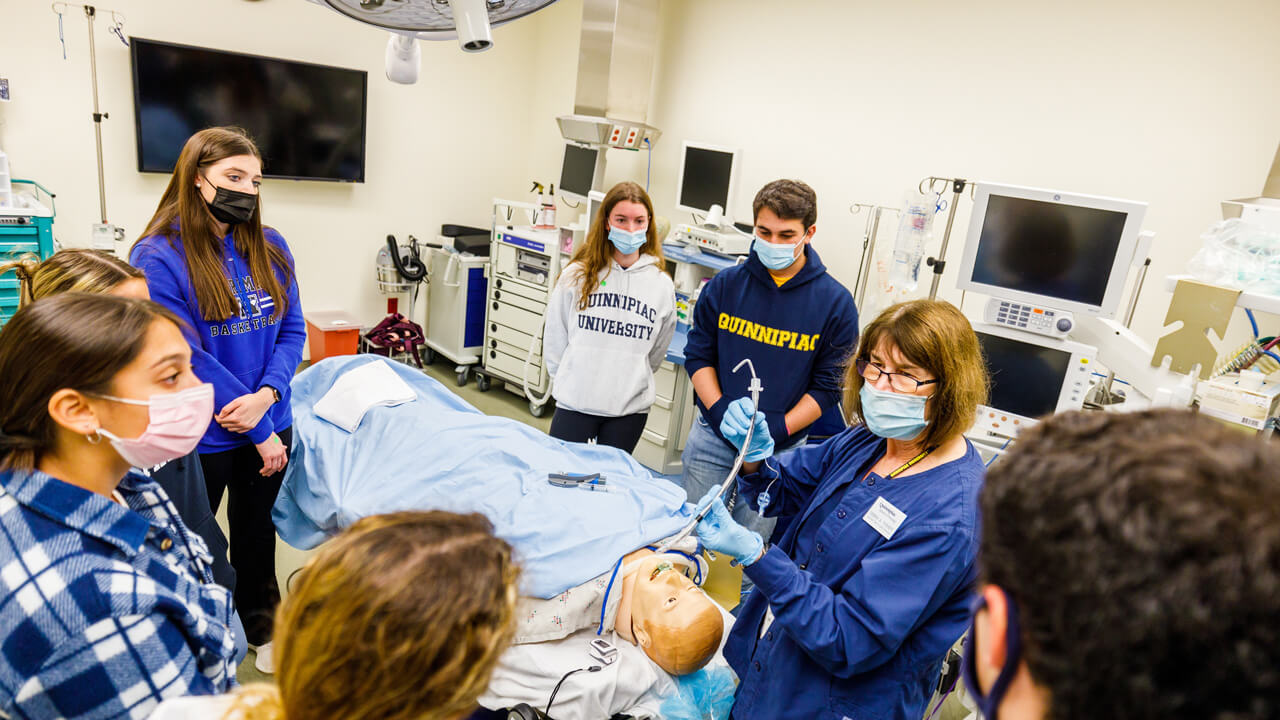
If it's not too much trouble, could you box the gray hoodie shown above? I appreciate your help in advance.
[543,255,677,416]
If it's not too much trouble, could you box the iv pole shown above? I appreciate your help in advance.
[919,176,972,300]
[53,2,127,249]
[849,202,897,309]
[85,6,108,228]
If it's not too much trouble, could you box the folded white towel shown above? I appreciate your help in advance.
[313,359,417,433]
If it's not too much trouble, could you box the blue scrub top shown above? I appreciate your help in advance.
[727,425,985,720]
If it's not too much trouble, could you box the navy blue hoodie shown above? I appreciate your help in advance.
[131,228,305,453]
[684,244,858,447]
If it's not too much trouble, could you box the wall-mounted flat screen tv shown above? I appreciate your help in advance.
[131,37,367,182]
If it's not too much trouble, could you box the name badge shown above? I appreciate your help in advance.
[863,496,907,540]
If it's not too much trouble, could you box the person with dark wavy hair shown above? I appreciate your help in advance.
[965,409,1280,720]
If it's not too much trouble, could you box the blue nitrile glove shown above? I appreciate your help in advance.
[695,488,764,566]
[719,397,775,462]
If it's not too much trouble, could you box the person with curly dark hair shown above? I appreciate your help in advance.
[965,409,1280,720]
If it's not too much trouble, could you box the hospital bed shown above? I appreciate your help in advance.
[273,357,736,719]
[273,355,699,599]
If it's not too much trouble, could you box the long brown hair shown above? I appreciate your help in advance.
[844,300,988,450]
[132,126,293,321]
[224,511,520,720]
[568,181,666,311]
[0,294,181,472]
[0,249,144,307]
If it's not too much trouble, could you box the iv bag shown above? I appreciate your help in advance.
[888,192,937,293]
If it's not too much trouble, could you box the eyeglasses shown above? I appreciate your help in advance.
[856,359,939,394]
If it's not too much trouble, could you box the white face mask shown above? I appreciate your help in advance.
[753,236,802,270]
[93,383,214,469]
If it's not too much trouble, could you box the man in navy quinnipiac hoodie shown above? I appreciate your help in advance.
[681,179,858,599]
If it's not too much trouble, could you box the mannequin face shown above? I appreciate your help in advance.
[628,555,723,675]
[630,556,711,622]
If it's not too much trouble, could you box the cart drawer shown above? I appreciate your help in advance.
[486,349,548,391]
[491,289,546,316]
[0,239,40,258]
[493,339,541,366]
[633,433,667,470]
[490,276,547,305]
[488,322,540,354]
[644,395,674,435]
[654,361,679,403]
[489,301,546,336]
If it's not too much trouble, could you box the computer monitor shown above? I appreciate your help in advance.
[585,189,606,231]
[558,142,604,202]
[675,141,739,216]
[955,182,1147,319]
[971,323,1096,438]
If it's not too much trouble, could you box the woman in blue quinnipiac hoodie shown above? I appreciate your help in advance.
[130,126,305,673]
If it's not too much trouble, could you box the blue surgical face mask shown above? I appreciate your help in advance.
[858,383,929,440]
[962,589,1023,720]
[608,226,647,255]
[753,235,802,271]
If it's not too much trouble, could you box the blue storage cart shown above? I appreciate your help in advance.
[0,180,56,327]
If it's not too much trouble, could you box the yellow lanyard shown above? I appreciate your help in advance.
[864,446,937,483]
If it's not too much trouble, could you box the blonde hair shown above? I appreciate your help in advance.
[569,181,667,311]
[223,511,520,720]
[0,249,143,308]
[844,300,988,450]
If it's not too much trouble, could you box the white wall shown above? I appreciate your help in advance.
[639,0,1280,346]
[4,0,1279,354]
[0,0,550,330]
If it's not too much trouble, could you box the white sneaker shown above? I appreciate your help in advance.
[253,641,275,674]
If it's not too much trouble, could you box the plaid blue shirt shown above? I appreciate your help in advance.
[0,468,238,719]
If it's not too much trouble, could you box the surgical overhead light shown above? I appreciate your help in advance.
[384,32,420,84]
[312,0,561,54]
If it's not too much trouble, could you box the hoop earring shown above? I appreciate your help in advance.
[86,429,103,445]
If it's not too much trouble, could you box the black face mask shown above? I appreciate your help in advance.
[202,178,258,226]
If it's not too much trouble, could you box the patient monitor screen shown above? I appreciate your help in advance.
[560,144,599,198]
[679,147,734,213]
[977,331,1073,420]
[970,195,1129,307]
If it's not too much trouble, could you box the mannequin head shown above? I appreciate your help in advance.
[627,555,723,675]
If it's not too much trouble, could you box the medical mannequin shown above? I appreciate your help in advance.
[615,551,724,675]
[512,547,723,676]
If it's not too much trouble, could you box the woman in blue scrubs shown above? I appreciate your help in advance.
[695,299,989,720]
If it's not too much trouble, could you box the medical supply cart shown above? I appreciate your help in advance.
[631,243,739,475]
[421,236,490,386]
[632,328,698,475]
[0,181,56,328]
[474,199,566,417]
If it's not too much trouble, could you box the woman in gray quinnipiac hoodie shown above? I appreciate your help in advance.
[543,181,676,453]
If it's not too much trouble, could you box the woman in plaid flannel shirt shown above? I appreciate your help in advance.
[0,294,238,719]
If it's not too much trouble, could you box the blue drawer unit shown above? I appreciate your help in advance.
[0,180,57,329]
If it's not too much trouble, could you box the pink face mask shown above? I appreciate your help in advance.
[93,383,214,469]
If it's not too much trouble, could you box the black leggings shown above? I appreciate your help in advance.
[199,426,293,646]
[549,408,648,454]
